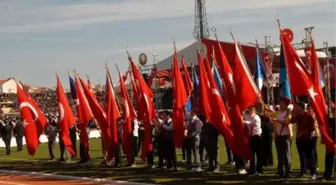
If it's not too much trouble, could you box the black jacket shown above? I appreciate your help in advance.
[14,121,24,137]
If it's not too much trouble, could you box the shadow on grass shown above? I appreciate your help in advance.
[0,160,334,185]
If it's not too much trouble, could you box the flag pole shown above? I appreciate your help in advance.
[323,40,333,117]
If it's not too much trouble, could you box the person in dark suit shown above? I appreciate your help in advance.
[1,118,14,155]
[260,113,274,166]
[321,103,336,181]
[13,117,24,152]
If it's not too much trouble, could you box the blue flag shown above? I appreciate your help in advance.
[69,76,77,99]
[211,61,224,95]
[254,47,266,90]
[185,98,192,113]
[192,65,199,99]
[279,45,291,100]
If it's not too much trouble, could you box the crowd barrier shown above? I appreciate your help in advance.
[0,129,101,148]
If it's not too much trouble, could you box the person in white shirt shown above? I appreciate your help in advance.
[130,118,139,167]
[244,106,263,175]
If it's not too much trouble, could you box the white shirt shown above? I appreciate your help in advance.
[188,115,202,137]
[275,111,292,136]
[244,113,262,136]
[162,118,173,131]
[133,119,139,137]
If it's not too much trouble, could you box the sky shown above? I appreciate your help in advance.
[0,0,335,87]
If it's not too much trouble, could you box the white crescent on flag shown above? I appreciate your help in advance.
[19,102,38,122]
[58,102,65,121]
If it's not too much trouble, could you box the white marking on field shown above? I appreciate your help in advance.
[0,180,28,185]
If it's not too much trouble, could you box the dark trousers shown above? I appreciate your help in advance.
[234,155,245,170]
[206,137,219,169]
[164,139,177,168]
[199,135,207,162]
[312,137,318,167]
[137,130,144,156]
[70,132,77,155]
[115,142,122,165]
[157,137,165,167]
[186,136,201,168]
[249,135,263,173]
[3,137,11,155]
[79,143,88,162]
[296,138,316,175]
[262,134,273,166]
[224,138,233,162]
[182,139,187,161]
[48,140,56,160]
[324,149,335,178]
[15,136,23,151]
[131,136,138,164]
[59,138,68,160]
[147,152,154,166]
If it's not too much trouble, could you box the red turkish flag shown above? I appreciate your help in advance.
[197,52,211,121]
[16,84,39,156]
[105,67,121,159]
[56,75,76,156]
[74,74,93,160]
[130,58,155,160]
[202,54,236,152]
[172,50,188,148]
[206,40,251,160]
[18,81,47,140]
[118,68,136,163]
[181,56,193,97]
[281,30,336,152]
[79,76,111,159]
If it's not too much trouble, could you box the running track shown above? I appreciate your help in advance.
[0,174,98,185]
[0,170,154,185]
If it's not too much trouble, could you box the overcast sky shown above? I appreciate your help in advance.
[0,0,335,87]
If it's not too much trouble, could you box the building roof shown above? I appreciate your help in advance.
[0,78,15,85]
[156,39,258,71]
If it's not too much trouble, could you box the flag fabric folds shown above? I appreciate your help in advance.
[16,84,39,156]
[129,58,155,160]
[105,66,121,159]
[118,67,137,164]
[56,74,76,156]
[172,50,188,148]
[280,30,336,153]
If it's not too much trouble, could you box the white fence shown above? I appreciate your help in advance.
[0,129,101,147]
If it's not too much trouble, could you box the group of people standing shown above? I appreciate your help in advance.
[0,116,24,155]
[1,97,335,182]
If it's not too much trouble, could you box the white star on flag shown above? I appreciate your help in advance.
[222,113,226,122]
[308,86,318,101]
[23,119,29,128]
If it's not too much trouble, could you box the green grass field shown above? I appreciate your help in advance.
[0,136,334,185]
